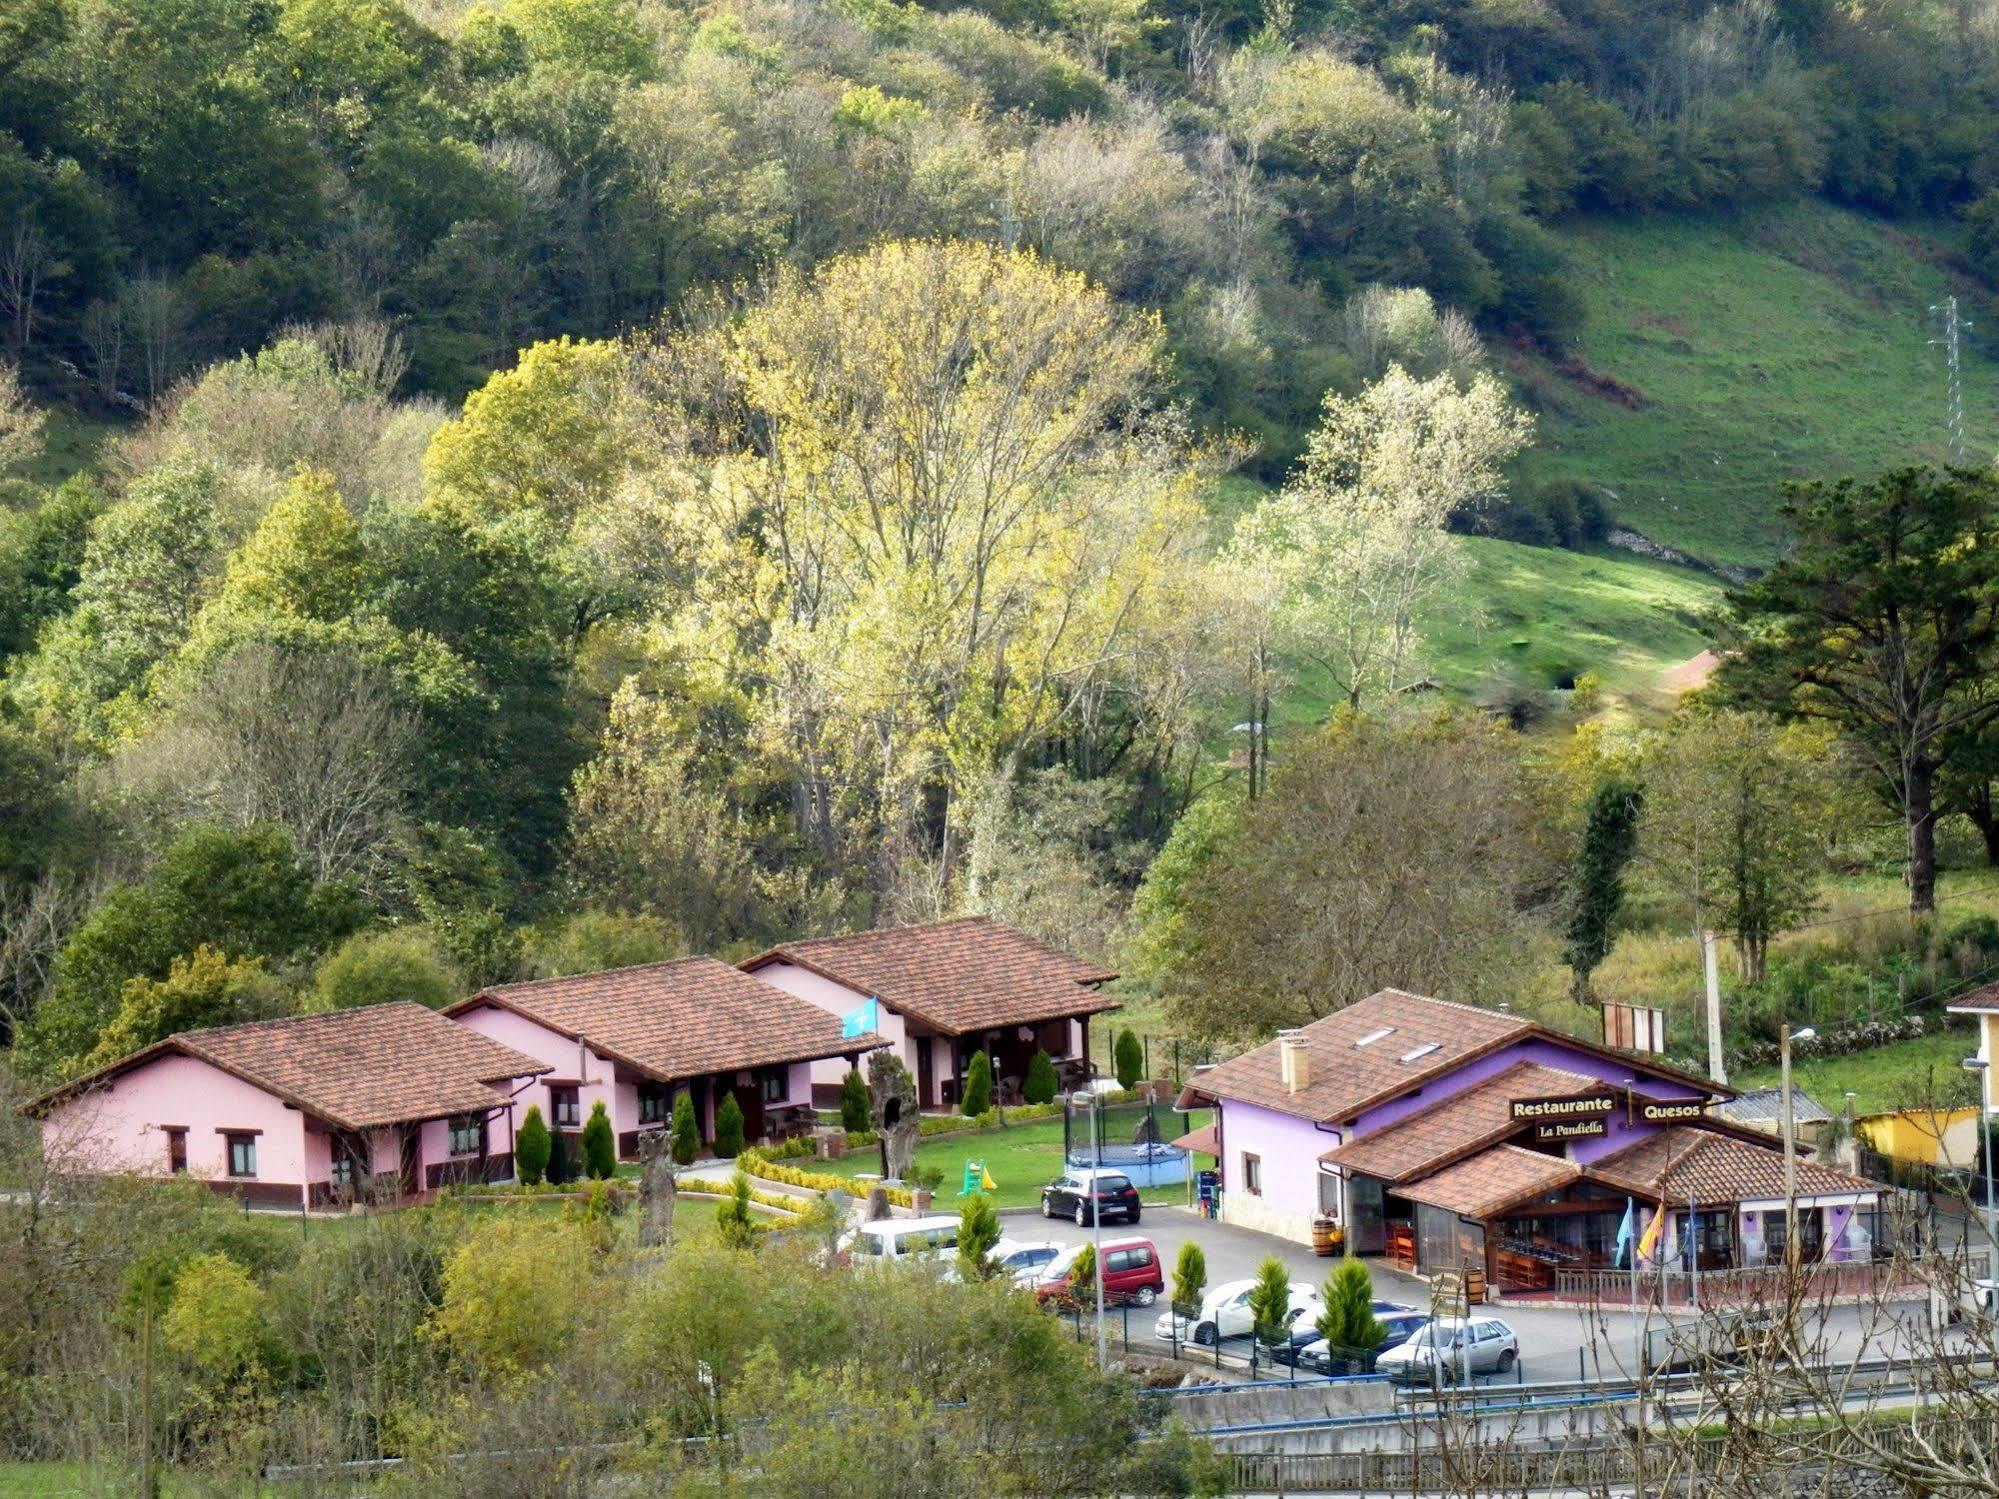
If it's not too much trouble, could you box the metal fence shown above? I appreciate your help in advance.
[1550,1256,1929,1306]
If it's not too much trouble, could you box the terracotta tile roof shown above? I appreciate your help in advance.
[1179,990,1533,1124]
[453,956,881,1082]
[741,916,1119,1036]
[25,1002,550,1131]
[1587,1126,1884,1208]
[1399,1145,1581,1219]
[1321,1062,1602,1183]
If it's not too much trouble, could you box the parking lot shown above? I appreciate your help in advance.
[1012,1202,1918,1382]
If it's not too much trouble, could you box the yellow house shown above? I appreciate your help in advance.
[1857,1106,1981,1169]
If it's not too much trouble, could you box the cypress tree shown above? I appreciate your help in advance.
[961,1050,992,1117]
[1563,775,1645,1005]
[840,1067,871,1133]
[581,1099,617,1180]
[1023,1048,1058,1105]
[1172,1240,1207,1319]
[714,1091,746,1158]
[546,1121,569,1185]
[515,1104,551,1185]
[1247,1256,1292,1347]
[670,1090,699,1165]
[956,1193,1003,1281]
[1316,1258,1386,1368]
[1113,1028,1144,1090]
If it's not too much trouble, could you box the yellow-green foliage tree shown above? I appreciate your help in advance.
[431,1215,601,1377]
[86,946,288,1067]
[619,239,1217,893]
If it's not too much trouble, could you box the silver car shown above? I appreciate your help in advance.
[1375,1315,1519,1384]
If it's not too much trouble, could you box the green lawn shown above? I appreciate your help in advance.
[811,1110,1212,1211]
[1735,1024,1983,1116]
[1515,201,1999,569]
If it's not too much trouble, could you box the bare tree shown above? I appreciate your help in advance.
[107,644,416,889]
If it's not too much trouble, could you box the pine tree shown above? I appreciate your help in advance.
[515,1104,551,1185]
[581,1099,617,1180]
[1023,1048,1059,1105]
[840,1067,871,1133]
[714,1091,746,1158]
[670,1090,699,1165]
[956,1193,1003,1281]
[1113,1028,1144,1090]
[961,1050,992,1117]
[1316,1258,1385,1369]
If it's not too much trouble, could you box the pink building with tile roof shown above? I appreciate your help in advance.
[24,1002,550,1208]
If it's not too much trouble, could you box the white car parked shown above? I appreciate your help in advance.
[1152,1277,1323,1346]
[1376,1315,1519,1384]
[993,1239,1065,1286]
[841,1215,961,1264]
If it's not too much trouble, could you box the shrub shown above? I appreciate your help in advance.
[515,1104,551,1186]
[739,1149,914,1207]
[840,1067,871,1132]
[1066,1242,1099,1308]
[1024,1049,1058,1104]
[961,1051,992,1117]
[714,1091,746,1158]
[671,1091,699,1165]
[1113,1028,1144,1090]
[716,1171,756,1249]
[581,1100,617,1180]
[957,1193,1003,1281]
[1172,1240,1207,1319]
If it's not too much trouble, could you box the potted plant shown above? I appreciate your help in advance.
[908,1164,944,1212]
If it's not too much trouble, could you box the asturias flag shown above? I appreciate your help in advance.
[1614,1200,1636,1267]
[841,997,879,1040]
[1637,1204,1665,1263]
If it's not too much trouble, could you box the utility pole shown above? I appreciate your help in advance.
[1931,295,1971,464]
[1702,931,1727,1086]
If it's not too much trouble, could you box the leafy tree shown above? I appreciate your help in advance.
[308,927,461,1013]
[516,1104,552,1186]
[581,1099,617,1179]
[839,1068,871,1133]
[523,909,676,978]
[1715,467,1999,912]
[0,476,104,662]
[961,1050,993,1117]
[1171,1240,1207,1318]
[1561,775,1644,1006]
[1023,1049,1059,1105]
[715,1170,756,1249]
[1159,712,1551,1039]
[161,1253,272,1384]
[1640,711,1846,981]
[669,1090,698,1166]
[956,1193,1004,1281]
[1315,1258,1385,1368]
[1247,1256,1293,1347]
[86,946,288,1066]
[713,1091,746,1159]
[18,822,362,1079]
[1113,1028,1143,1090]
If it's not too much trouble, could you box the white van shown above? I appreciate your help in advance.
[843,1215,962,1264]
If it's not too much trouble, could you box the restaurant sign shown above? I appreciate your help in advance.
[1531,1117,1608,1142]
[1510,1093,1616,1122]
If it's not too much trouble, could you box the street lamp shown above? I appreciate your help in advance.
[1780,1025,1817,1274]
[1964,1056,1997,1286]
[1066,1090,1107,1366]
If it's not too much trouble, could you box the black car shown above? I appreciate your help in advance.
[1303,1311,1432,1375]
[1040,1168,1142,1226]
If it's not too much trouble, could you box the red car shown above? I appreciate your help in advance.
[1032,1236,1165,1308]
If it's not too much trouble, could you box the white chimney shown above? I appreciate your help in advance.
[1278,1030,1310,1095]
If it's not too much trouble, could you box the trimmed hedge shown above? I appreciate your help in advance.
[741,1149,914,1207]
[680,1177,807,1217]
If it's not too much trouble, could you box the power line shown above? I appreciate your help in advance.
[1931,294,1972,464]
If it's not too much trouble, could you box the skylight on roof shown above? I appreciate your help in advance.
[1353,1027,1396,1049]
[1400,1042,1442,1064]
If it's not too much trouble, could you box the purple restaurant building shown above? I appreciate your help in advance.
[1177,990,1885,1291]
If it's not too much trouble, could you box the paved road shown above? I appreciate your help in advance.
[1006,1203,1924,1382]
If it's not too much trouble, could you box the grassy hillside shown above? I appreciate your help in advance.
[1512,202,1999,569]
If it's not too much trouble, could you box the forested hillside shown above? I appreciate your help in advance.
[7,0,1999,1080]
